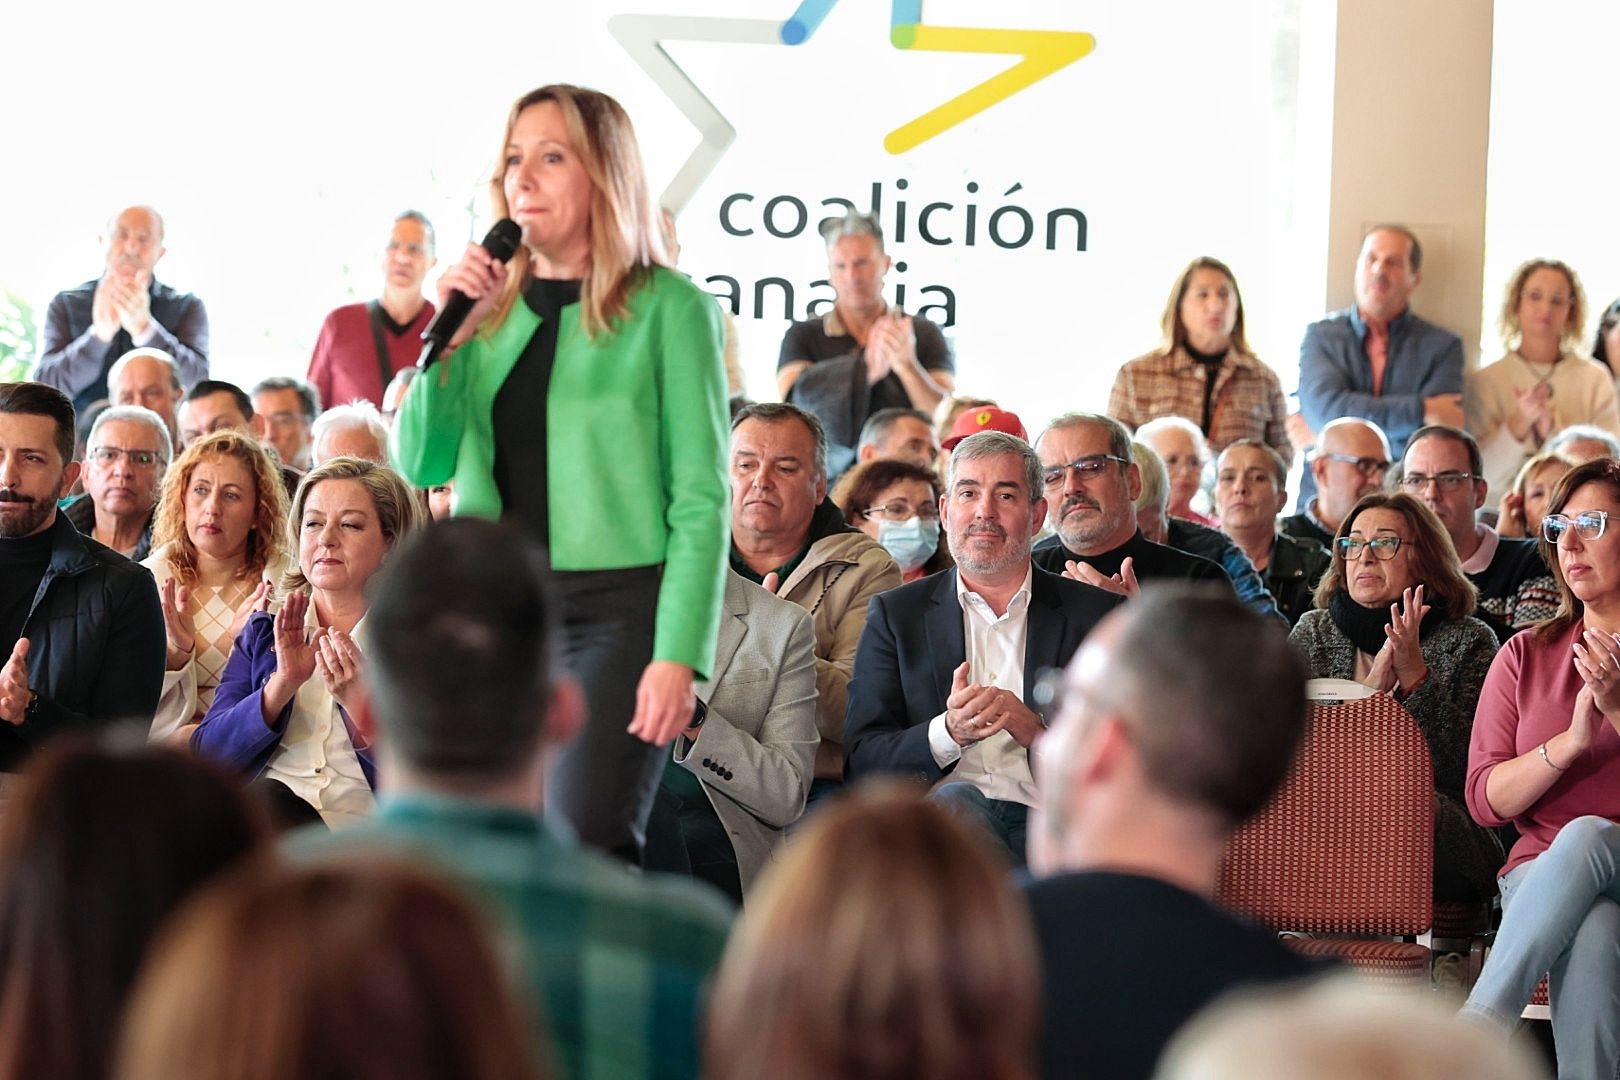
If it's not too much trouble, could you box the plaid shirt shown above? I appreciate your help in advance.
[1108,346,1293,465]
[289,792,733,1080]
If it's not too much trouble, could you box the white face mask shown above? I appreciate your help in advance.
[877,516,941,573]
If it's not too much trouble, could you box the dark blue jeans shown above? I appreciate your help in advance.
[930,781,1029,867]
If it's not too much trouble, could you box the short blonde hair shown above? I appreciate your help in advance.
[281,458,425,597]
[1157,976,1547,1080]
[1498,257,1587,352]
[1132,440,1169,514]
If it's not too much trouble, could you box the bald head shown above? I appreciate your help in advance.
[1311,419,1392,531]
[102,206,166,280]
[108,348,182,438]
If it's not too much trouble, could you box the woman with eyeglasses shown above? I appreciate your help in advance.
[1463,458,1620,1073]
[831,459,951,583]
[1466,258,1619,505]
[1290,492,1502,903]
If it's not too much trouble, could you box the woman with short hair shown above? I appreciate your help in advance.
[193,458,424,826]
[832,458,950,582]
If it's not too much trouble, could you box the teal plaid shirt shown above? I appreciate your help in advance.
[288,792,734,1080]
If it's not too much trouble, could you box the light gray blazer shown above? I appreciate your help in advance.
[673,572,820,892]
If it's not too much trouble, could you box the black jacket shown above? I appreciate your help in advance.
[63,492,155,563]
[3,514,164,770]
[1266,531,1333,626]
[843,565,1119,783]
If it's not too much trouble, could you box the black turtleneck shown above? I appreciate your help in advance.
[1185,341,1228,435]
[492,278,583,550]
[1,527,54,654]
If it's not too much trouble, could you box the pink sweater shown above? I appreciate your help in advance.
[1467,619,1620,876]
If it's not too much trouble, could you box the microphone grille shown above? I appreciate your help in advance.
[482,219,522,262]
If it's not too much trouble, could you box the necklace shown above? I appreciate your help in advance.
[1516,350,1559,398]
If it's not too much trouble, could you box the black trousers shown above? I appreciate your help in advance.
[543,565,667,864]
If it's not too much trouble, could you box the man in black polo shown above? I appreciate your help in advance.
[1032,413,1231,595]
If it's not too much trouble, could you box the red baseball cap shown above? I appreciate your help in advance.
[942,406,1029,450]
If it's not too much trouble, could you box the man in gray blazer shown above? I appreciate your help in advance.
[645,571,820,899]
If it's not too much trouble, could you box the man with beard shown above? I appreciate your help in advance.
[1031,413,1230,596]
[844,430,1119,863]
[0,383,164,771]
[35,206,209,417]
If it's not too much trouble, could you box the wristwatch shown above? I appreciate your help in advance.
[24,688,40,723]
[688,697,708,731]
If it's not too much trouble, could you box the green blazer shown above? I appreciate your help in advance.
[391,266,730,678]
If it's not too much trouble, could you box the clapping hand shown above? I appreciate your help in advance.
[315,628,364,712]
[270,591,317,688]
[1063,556,1140,598]
[228,579,275,643]
[159,577,196,669]
[0,639,30,726]
[1573,627,1620,720]
[1383,584,1431,693]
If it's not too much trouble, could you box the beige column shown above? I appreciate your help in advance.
[1325,0,1494,365]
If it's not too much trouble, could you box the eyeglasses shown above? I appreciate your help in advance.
[1321,453,1392,477]
[1336,536,1404,561]
[1400,471,1476,492]
[1042,454,1129,488]
[88,446,163,469]
[860,501,940,523]
[1542,511,1609,544]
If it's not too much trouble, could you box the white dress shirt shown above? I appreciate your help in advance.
[261,608,375,828]
[926,566,1040,807]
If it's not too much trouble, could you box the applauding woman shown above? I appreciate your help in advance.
[1466,258,1620,503]
[1289,492,1501,902]
[392,84,729,861]
[1463,459,1620,1074]
[193,459,423,827]
[143,431,290,742]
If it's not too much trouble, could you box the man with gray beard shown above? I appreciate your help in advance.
[844,430,1119,863]
[1031,412,1230,595]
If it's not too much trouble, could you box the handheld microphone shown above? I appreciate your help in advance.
[417,219,523,369]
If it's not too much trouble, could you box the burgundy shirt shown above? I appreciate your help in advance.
[306,299,435,409]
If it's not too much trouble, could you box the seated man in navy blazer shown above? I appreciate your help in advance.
[844,430,1119,863]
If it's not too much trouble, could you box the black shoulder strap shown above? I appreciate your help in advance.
[365,301,394,398]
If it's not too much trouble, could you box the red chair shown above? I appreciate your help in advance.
[1217,693,1435,988]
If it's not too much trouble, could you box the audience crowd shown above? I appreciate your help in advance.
[14,80,1620,1079]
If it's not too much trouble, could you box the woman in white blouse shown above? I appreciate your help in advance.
[143,430,290,742]
[1466,259,1620,503]
[193,458,424,827]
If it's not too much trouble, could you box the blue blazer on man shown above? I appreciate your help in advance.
[843,566,1120,784]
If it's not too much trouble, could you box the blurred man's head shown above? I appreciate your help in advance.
[310,402,390,466]
[251,378,321,471]
[358,519,582,801]
[1031,587,1308,877]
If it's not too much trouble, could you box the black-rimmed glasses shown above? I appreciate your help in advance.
[1336,536,1404,561]
[1320,453,1392,477]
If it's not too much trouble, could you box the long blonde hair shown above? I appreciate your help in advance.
[483,84,667,340]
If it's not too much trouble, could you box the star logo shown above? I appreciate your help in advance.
[608,2,1095,209]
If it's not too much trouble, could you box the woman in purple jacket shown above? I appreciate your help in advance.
[192,458,424,826]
